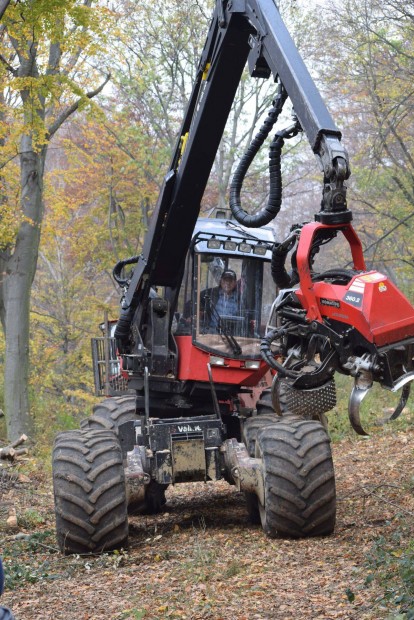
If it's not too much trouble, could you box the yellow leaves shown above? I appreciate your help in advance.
[0,202,19,250]
[391,549,404,558]
[0,0,117,154]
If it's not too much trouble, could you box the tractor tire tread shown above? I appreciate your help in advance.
[53,429,128,554]
[80,396,137,434]
[257,419,336,538]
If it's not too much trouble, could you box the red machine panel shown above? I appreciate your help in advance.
[296,272,414,347]
[175,335,270,386]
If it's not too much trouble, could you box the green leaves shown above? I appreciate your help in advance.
[307,0,414,295]
[365,534,414,616]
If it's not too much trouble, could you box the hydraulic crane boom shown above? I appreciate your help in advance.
[116,0,350,351]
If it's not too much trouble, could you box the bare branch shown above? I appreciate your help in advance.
[47,73,111,138]
[363,210,414,255]
[0,434,28,460]
[0,53,16,75]
[362,485,414,518]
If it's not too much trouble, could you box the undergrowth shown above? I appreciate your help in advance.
[1,530,130,591]
[365,533,414,619]
[327,373,414,441]
[0,385,89,472]
[2,531,60,590]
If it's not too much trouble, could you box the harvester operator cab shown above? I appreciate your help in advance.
[174,217,276,360]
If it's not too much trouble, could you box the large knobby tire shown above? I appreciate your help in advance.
[256,419,336,538]
[53,429,129,554]
[243,413,278,457]
[81,396,167,515]
[256,388,275,416]
[80,395,137,434]
[140,481,168,515]
[258,384,294,418]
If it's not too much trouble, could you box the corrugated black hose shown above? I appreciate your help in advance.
[229,89,287,227]
[230,87,301,228]
[112,255,140,353]
[260,328,299,378]
[271,243,294,288]
[113,255,140,287]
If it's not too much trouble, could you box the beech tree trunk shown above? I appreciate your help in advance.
[0,2,110,441]
[3,140,45,441]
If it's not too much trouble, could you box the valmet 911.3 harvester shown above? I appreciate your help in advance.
[52,0,414,553]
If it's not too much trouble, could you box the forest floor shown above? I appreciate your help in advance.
[1,427,414,620]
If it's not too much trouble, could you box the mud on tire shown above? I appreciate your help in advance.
[242,413,278,457]
[53,429,129,554]
[256,419,336,538]
[242,411,278,524]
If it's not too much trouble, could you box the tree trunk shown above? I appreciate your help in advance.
[0,0,11,20]
[0,3,110,442]
[3,140,45,441]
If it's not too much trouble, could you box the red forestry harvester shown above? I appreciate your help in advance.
[52,0,414,553]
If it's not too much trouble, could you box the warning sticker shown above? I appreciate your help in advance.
[358,273,386,283]
[349,279,366,294]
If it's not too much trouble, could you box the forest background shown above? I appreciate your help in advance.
[0,0,413,448]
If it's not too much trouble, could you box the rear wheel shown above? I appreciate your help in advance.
[142,481,168,514]
[256,388,274,416]
[256,419,336,538]
[242,413,278,457]
[81,396,167,515]
[80,395,137,433]
[52,429,129,554]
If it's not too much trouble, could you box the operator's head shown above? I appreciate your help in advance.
[220,269,237,293]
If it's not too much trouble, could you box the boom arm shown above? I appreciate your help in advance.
[116,0,351,351]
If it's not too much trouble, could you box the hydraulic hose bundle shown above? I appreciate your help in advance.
[112,255,140,351]
[270,228,300,288]
[113,255,139,287]
[229,83,300,228]
[260,327,299,378]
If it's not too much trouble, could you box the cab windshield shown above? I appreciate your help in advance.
[175,252,275,358]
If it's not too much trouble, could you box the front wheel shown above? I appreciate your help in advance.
[52,429,129,554]
[256,419,336,538]
[81,397,167,515]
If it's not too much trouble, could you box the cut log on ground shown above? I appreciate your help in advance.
[0,435,28,461]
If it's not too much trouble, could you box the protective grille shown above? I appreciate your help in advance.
[91,337,128,396]
[273,377,337,418]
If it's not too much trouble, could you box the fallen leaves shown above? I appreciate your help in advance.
[2,429,414,618]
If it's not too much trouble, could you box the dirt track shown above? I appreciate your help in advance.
[2,428,414,619]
